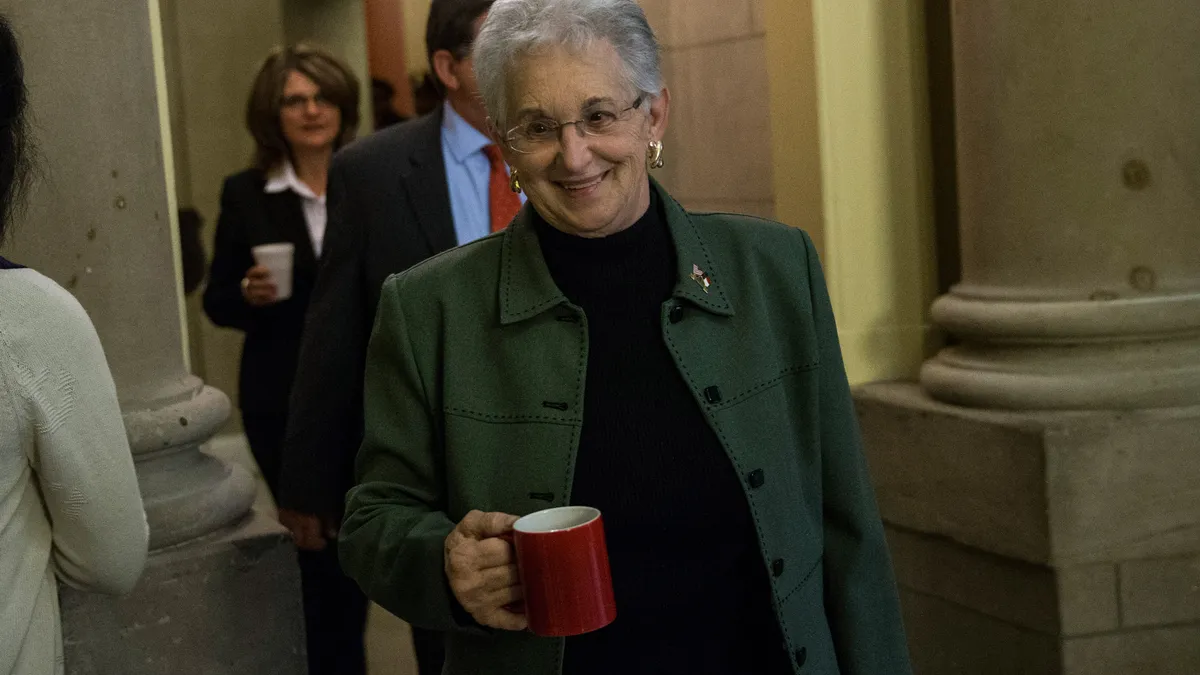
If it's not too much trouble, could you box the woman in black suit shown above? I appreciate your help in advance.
[204,44,359,494]
[202,45,364,675]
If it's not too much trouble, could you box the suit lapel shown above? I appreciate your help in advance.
[398,109,458,253]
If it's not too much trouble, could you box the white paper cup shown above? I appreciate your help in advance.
[252,242,295,301]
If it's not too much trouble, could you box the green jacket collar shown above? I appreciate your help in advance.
[498,177,735,325]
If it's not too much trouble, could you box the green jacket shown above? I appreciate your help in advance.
[341,180,911,675]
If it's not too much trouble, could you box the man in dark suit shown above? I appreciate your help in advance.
[276,2,512,673]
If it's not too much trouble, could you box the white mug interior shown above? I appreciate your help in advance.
[514,506,600,534]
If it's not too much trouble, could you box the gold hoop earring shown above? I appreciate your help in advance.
[647,140,665,170]
[510,169,522,194]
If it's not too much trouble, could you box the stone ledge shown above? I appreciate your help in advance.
[1119,554,1200,627]
[888,525,1136,636]
[900,588,1200,675]
[886,526,1117,636]
[899,588,1061,674]
[861,381,1200,673]
[1062,624,1200,675]
[857,381,1200,566]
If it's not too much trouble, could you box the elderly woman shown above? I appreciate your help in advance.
[340,0,911,673]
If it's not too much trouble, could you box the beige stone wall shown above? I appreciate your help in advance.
[766,0,938,385]
[161,0,288,422]
[761,0,822,245]
[640,0,775,219]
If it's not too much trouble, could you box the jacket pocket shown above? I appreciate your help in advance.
[440,412,579,518]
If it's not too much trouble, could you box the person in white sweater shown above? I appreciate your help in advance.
[0,14,149,675]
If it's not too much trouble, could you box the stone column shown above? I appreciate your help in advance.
[855,1,1200,673]
[3,1,305,672]
[919,0,1200,410]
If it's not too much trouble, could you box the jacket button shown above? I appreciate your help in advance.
[747,469,765,489]
[772,558,785,577]
[795,647,807,667]
[668,304,684,323]
[704,386,722,404]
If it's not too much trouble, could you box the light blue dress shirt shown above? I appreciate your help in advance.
[440,101,525,246]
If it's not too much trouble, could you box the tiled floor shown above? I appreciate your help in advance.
[206,434,419,675]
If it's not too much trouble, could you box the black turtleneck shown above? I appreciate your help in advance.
[534,189,791,674]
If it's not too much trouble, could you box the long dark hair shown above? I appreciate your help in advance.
[0,14,32,245]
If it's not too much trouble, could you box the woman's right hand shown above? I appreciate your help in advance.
[444,510,528,631]
[241,265,278,306]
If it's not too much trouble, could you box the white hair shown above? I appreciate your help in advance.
[472,0,663,130]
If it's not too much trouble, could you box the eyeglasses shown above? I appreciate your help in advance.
[505,96,645,154]
[281,93,334,110]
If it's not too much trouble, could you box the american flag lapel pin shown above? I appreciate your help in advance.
[690,263,712,293]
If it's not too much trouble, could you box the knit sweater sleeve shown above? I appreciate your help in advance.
[3,272,149,594]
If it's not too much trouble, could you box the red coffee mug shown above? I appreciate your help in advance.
[513,506,617,637]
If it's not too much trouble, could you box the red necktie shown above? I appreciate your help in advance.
[483,144,520,232]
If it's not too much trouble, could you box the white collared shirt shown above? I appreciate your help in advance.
[264,161,327,257]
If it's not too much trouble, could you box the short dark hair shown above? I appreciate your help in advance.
[0,15,33,246]
[425,0,494,89]
[245,44,361,172]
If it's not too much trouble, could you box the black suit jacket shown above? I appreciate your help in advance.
[278,110,457,517]
[202,168,320,416]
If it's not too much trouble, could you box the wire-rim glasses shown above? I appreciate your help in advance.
[504,96,645,154]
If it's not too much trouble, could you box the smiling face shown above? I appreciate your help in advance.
[279,70,342,154]
[499,41,669,238]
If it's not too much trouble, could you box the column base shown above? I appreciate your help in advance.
[856,382,1200,673]
[124,378,257,550]
[922,290,1200,409]
[920,337,1200,410]
[61,509,306,675]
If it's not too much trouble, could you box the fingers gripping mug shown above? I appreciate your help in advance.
[512,506,617,637]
